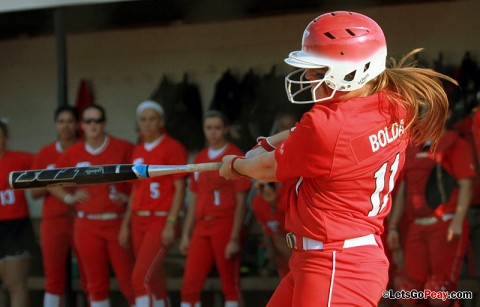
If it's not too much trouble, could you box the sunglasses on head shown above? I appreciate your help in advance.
[82,117,105,124]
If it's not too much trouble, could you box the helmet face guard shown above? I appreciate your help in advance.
[285,68,337,104]
[284,11,387,104]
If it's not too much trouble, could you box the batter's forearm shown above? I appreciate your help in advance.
[267,130,291,147]
[234,151,278,182]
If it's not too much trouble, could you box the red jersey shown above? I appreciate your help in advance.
[275,91,409,242]
[0,151,33,220]
[252,196,285,236]
[251,181,294,236]
[56,136,134,214]
[472,110,480,206]
[190,144,251,219]
[474,109,480,163]
[404,130,476,218]
[33,141,70,218]
[130,135,188,211]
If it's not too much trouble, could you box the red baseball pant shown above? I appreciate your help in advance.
[74,218,135,304]
[267,243,389,306]
[41,216,89,297]
[403,219,469,289]
[181,218,241,305]
[131,215,169,303]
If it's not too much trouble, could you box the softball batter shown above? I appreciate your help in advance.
[219,11,457,306]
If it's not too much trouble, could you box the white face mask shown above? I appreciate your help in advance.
[284,68,337,104]
[283,49,387,104]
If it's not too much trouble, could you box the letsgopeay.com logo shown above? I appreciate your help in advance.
[382,289,473,301]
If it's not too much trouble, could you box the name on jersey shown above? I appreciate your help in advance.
[369,119,405,153]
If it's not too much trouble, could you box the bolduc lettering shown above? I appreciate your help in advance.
[369,120,405,152]
[378,129,387,147]
[369,134,379,152]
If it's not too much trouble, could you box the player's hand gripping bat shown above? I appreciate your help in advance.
[8,163,222,189]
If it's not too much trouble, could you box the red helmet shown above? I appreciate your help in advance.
[285,11,387,103]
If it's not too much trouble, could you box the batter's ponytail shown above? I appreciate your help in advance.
[369,48,458,148]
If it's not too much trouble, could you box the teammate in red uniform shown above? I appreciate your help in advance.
[471,107,480,278]
[119,100,188,307]
[219,11,456,306]
[50,104,135,307]
[31,105,88,307]
[0,121,36,307]
[251,180,294,278]
[474,108,480,162]
[388,124,475,306]
[180,110,251,307]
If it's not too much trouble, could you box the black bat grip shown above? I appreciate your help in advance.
[9,164,138,189]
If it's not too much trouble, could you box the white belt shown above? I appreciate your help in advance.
[77,211,123,220]
[414,214,454,226]
[286,233,377,251]
[134,210,169,217]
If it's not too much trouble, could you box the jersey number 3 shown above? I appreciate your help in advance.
[368,153,400,216]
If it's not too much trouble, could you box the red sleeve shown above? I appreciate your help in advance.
[234,176,251,192]
[448,138,476,180]
[251,195,268,225]
[55,150,74,168]
[473,109,480,163]
[251,195,273,236]
[123,142,134,163]
[32,148,44,169]
[168,141,188,180]
[275,107,336,180]
[20,152,34,169]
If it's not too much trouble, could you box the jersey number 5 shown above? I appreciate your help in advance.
[368,153,400,216]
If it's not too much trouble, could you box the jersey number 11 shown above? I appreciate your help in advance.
[368,153,400,216]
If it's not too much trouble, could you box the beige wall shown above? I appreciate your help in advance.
[0,0,478,152]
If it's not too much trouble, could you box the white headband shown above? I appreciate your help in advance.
[136,100,165,118]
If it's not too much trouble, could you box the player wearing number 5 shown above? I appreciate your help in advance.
[180,110,251,307]
[118,100,188,307]
[219,11,457,306]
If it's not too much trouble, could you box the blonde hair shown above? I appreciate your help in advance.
[368,48,458,148]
